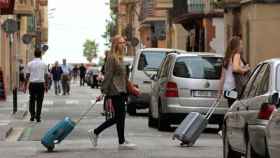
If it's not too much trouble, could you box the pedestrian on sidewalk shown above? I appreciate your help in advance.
[26,49,48,122]
[19,59,26,92]
[51,61,63,95]
[61,59,72,95]
[218,36,250,136]
[88,35,136,150]
[79,63,86,86]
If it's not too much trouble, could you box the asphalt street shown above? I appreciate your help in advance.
[0,81,223,158]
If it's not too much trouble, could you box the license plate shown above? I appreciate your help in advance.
[192,90,217,97]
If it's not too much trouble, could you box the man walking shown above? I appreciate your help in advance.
[51,61,63,95]
[26,49,48,122]
[79,63,86,86]
[61,59,72,95]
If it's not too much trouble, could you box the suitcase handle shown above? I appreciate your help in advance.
[75,94,104,124]
[205,99,221,120]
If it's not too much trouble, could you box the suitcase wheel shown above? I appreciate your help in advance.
[47,145,55,152]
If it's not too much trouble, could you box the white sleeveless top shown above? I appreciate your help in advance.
[223,63,236,91]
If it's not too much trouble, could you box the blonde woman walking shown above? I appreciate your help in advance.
[88,35,136,150]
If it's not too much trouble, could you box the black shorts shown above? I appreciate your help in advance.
[19,73,25,82]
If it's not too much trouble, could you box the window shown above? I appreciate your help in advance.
[241,65,262,99]
[159,56,172,78]
[173,56,223,79]
[255,64,270,96]
[137,51,166,71]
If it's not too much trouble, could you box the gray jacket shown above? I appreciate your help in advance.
[101,54,127,96]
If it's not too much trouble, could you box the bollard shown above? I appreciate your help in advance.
[13,87,17,114]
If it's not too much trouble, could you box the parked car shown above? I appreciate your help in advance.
[127,48,185,115]
[85,67,100,88]
[223,58,280,158]
[149,52,227,131]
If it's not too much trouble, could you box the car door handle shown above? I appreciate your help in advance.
[143,81,152,84]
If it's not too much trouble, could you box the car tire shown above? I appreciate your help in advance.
[246,141,264,158]
[223,126,242,158]
[127,104,136,115]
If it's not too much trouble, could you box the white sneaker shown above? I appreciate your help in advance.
[88,129,98,147]
[119,141,136,150]
[218,130,223,137]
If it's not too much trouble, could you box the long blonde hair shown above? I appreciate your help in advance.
[110,35,125,62]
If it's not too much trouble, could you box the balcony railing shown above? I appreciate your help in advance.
[173,0,224,20]
[139,0,154,22]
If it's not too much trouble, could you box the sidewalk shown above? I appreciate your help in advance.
[0,92,29,141]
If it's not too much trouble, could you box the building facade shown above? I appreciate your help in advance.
[0,0,48,94]
[225,0,280,67]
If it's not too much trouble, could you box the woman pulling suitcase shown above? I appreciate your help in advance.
[88,35,136,150]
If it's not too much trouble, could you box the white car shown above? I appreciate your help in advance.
[127,48,186,115]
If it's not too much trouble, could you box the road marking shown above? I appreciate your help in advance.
[43,100,54,106]
[65,100,79,104]
[5,127,24,142]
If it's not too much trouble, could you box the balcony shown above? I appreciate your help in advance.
[14,0,35,15]
[173,0,224,23]
[139,0,154,22]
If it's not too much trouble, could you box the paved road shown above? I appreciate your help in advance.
[0,82,223,158]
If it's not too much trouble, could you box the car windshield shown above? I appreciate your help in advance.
[173,56,223,79]
[137,51,166,71]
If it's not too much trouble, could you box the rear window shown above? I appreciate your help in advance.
[138,51,166,71]
[173,56,223,79]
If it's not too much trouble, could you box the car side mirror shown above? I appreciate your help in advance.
[268,93,279,106]
[224,90,238,99]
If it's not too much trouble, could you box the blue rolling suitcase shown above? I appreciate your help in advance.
[41,95,103,152]
[41,117,75,151]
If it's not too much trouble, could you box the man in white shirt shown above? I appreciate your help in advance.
[61,59,72,95]
[26,49,48,122]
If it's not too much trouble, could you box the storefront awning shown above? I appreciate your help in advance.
[0,0,15,15]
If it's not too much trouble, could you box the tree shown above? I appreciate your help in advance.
[83,39,99,63]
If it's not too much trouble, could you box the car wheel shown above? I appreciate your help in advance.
[246,141,264,158]
[127,104,136,115]
[223,126,242,158]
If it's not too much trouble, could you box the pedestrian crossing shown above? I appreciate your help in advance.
[42,99,102,106]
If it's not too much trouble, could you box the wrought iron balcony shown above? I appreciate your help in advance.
[139,0,154,22]
[173,0,224,23]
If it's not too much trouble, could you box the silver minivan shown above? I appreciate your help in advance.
[149,52,228,131]
[127,48,184,115]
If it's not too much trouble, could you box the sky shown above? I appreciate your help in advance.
[42,0,111,64]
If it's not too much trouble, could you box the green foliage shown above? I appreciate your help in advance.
[83,39,99,63]
[102,0,118,49]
